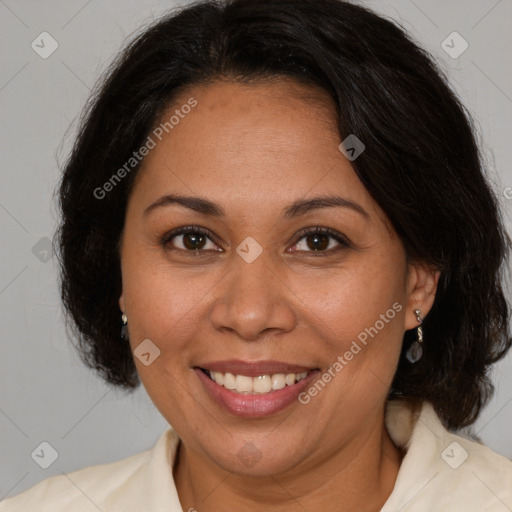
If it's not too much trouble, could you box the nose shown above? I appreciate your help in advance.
[209,249,297,341]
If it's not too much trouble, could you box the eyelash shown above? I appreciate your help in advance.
[161,225,351,256]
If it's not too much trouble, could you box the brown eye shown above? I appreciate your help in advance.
[290,228,350,254]
[181,232,207,250]
[162,227,220,252]
[304,233,330,251]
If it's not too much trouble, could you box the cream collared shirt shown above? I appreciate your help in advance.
[2,399,511,511]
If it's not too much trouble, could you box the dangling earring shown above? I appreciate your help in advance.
[406,309,423,363]
[121,313,128,341]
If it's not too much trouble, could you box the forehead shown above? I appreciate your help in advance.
[129,79,382,223]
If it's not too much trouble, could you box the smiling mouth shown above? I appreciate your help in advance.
[199,368,314,394]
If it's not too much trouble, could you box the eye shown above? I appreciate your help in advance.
[289,227,350,254]
[162,226,221,253]
[161,225,350,256]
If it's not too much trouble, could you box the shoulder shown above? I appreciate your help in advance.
[448,431,512,495]
[0,428,180,512]
[423,400,512,498]
[0,450,150,512]
[423,429,512,511]
[384,399,512,511]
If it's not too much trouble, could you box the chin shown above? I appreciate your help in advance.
[203,436,308,477]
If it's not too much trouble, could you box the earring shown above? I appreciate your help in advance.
[405,309,423,363]
[121,313,128,341]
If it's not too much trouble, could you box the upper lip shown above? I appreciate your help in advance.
[196,359,319,377]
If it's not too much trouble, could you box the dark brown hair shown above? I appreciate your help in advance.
[57,0,511,430]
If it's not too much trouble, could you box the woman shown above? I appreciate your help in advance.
[2,0,511,510]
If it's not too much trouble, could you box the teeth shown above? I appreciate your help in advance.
[285,373,295,386]
[254,375,272,393]
[207,370,310,394]
[235,375,253,392]
[212,371,224,386]
[223,372,236,390]
[271,373,285,390]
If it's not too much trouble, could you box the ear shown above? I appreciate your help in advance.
[404,262,440,330]
[119,294,125,314]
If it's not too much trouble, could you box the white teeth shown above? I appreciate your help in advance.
[272,374,286,390]
[212,371,224,386]
[235,375,253,392]
[223,372,236,390]
[207,370,310,394]
[285,373,295,386]
[253,375,272,393]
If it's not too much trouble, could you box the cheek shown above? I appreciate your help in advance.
[293,255,406,345]
[120,251,210,414]
[119,243,211,355]
[293,259,406,411]
[294,275,405,420]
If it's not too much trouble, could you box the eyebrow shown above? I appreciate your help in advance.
[143,193,369,219]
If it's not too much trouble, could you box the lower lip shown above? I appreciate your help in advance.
[195,368,319,418]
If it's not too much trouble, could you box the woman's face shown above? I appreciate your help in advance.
[119,79,438,476]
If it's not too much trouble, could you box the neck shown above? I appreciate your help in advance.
[173,410,404,512]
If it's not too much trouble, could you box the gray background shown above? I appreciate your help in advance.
[1,0,511,499]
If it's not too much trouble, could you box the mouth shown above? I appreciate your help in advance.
[194,360,320,418]
[198,368,312,394]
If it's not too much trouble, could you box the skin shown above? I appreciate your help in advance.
[119,78,440,512]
